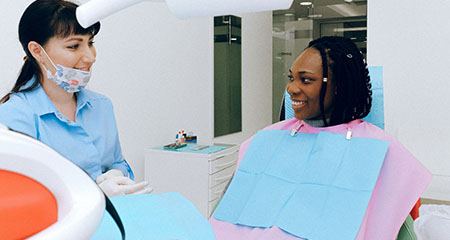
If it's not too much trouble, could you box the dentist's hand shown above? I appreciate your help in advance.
[96,169,153,197]
[97,176,152,197]
[96,169,124,184]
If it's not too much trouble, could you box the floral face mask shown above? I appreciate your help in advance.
[40,46,91,93]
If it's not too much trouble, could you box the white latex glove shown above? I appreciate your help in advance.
[96,169,125,184]
[97,176,150,197]
[131,185,154,195]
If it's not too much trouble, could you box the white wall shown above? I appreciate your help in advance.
[0,1,273,181]
[90,2,215,181]
[368,0,450,200]
[0,1,30,93]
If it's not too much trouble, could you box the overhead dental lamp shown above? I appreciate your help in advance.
[76,0,294,28]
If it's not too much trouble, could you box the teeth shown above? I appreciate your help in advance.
[292,100,306,106]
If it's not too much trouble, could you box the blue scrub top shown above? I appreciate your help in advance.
[0,78,134,180]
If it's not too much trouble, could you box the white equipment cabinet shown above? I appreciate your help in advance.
[144,144,239,217]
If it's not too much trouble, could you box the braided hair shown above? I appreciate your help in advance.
[307,36,372,126]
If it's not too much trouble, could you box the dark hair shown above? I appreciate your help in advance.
[0,0,100,103]
[307,36,372,126]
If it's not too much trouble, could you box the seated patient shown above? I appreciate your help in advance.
[210,36,431,240]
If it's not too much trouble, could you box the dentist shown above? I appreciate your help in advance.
[0,0,151,196]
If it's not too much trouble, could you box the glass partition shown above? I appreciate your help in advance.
[214,15,242,137]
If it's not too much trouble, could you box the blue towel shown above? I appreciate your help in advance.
[92,192,215,240]
[158,143,227,154]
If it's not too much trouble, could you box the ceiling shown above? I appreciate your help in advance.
[274,0,367,19]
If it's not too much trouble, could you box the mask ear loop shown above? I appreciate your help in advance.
[317,46,329,127]
[39,46,58,75]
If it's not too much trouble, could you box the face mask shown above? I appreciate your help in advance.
[40,47,91,93]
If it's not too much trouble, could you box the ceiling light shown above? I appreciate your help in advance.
[344,0,353,2]
[333,27,367,32]
[307,14,322,18]
[284,13,294,16]
[300,2,313,6]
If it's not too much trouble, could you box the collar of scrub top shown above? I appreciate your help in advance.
[290,119,359,140]
[19,75,94,117]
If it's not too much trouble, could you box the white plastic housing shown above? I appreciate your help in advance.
[0,127,105,240]
[76,0,294,27]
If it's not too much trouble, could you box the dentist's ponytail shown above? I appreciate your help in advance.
[0,56,40,103]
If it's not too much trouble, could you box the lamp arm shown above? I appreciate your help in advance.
[76,0,164,28]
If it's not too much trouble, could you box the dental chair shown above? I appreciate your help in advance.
[0,124,105,239]
[279,66,419,239]
[0,124,214,240]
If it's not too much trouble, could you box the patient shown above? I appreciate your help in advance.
[210,36,431,240]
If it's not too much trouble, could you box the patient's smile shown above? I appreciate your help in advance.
[291,99,306,110]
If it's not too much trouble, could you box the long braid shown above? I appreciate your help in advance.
[307,36,372,126]
[317,45,329,127]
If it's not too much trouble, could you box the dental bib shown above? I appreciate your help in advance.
[214,130,389,239]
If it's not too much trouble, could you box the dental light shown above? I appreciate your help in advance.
[76,0,294,28]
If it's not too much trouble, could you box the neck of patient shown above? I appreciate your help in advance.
[303,118,329,128]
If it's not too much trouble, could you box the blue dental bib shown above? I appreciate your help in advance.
[214,130,389,239]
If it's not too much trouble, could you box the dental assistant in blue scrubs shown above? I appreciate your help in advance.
[0,0,151,196]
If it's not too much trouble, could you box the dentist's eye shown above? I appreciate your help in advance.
[67,44,79,49]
